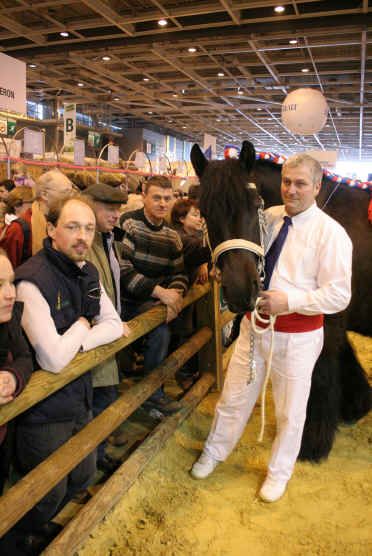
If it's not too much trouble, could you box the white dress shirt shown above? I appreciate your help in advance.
[16,281,123,373]
[264,203,353,315]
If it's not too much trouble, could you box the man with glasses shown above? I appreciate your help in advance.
[121,176,189,416]
[13,196,123,552]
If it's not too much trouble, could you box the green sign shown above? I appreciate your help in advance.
[7,120,16,136]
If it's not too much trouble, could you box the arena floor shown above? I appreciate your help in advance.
[77,332,372,556]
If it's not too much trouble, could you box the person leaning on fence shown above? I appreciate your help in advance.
[83,183,130,473]
[0,249,33,494]
[120,175,189,416]
[170,198,211,391]
[12,196,123,552]
[191,153,353,503]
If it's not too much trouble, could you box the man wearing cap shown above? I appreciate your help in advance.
[83,183,130,473]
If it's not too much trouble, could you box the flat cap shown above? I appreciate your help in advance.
[84,183,127,204]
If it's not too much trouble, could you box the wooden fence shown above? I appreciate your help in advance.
[0,281,236,553]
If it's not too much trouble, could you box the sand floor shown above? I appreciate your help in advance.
[78,332,372,556]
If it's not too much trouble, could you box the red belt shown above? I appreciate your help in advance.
[246,311,324,332]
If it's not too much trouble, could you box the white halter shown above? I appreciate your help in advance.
[207,182,266,283]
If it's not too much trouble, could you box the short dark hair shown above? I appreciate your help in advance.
[6,198,23,215]
[171,198,197,227]
[143,175,172,194]
[46,195,94,227]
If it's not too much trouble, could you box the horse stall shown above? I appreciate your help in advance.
[0,278,370,555]
[0,281,230,553]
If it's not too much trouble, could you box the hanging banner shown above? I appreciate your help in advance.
[24,129,44,155]
[108,144,119,164]
[74,138,85,165]
[88,130,100,148]
[0,53,27,114]
[203,133,216,160]
[63,103,76,148]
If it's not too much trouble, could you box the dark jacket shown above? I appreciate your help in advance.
[173,224,210,284]
[14,238,101,424]
[0,302,33,444]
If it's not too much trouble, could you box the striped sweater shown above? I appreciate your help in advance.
[121,208,189,301]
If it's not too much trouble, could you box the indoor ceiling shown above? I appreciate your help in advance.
[1,0,372,160]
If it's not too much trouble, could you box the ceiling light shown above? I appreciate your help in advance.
[181,89,186,94]
[289,39,298,45]
[77,82,84,87]
[29,63,37,68]
[257,107,263,111]
[217,72,225,77]
[59,31,69,38]
[113,97,120,101]
[238,89,244,95]
[216,118,221,122]
[143,77,150,82]
[148,111,153,114]
[182,125,187,129]
[158,19,168,26]
[301,68,310,73]
[102,55,111,61]
[274,6,285,13]
[168,119,173,123]
[172,93,178,97]
[188,47,197,53]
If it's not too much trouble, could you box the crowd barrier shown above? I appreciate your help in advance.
[0,281,236,554]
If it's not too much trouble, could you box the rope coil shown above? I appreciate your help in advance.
[250,297,277,442]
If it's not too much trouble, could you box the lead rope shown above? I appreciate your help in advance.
[250,296,277,442]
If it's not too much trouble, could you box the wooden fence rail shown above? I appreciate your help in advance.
[0,327,212,538]
[0,283,210,427]
[0,280,236,546]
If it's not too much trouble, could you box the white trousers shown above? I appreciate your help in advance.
[204,316,324,483]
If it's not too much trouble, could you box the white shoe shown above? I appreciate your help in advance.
[259,477,287,502]
[190,452,219,479]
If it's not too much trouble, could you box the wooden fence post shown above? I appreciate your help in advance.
[196,280,224,390]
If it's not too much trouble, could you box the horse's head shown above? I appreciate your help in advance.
[191,141,264,313]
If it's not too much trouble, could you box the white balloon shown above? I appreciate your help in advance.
[282,88,329,135]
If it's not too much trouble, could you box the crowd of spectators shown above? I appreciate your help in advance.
[0,170,209,554]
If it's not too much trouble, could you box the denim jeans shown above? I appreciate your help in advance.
[122,299,171,397]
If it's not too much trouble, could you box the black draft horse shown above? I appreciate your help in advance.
[191,140,371,462]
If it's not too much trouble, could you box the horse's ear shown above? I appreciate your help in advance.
[191,144,208,178]
[239,141,256,172]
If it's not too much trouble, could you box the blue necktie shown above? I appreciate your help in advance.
[263,216,292,290]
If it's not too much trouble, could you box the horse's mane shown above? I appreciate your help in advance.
[199,158,257,218]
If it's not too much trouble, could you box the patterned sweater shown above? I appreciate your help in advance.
[121,208,189,301]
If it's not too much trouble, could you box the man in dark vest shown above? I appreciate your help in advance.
[14,196,123,551]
